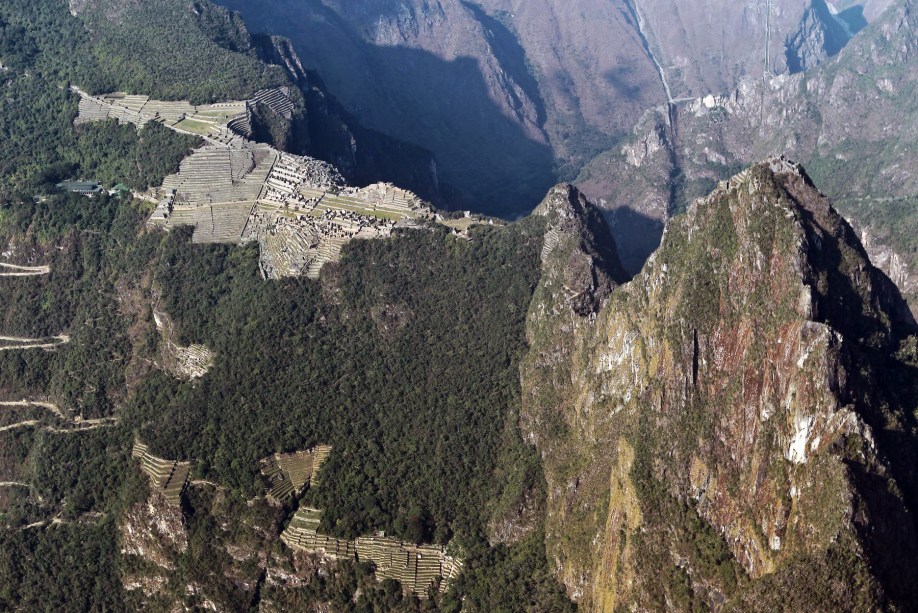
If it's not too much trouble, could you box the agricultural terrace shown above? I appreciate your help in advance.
[132,441,190,506]
[147,143,278,244]
[261,444,332,505]
[281,506,463,598]
[72,86,299,146]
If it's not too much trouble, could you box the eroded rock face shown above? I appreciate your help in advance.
[121,496,187,564]
[121,492,188,607]
[524,160,918,610]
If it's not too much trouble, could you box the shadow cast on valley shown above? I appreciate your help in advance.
[219,0,556,218]
[603,206,665,276]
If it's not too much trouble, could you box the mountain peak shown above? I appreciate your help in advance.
[533,183,628,316]
[523,160,918,610]
[664,157,916,348]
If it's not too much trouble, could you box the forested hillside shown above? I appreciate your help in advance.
[0,0,202,197]
[0,2,575,609]
[1,185,575,610]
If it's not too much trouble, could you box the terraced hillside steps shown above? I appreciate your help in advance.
[281,507,356,559]
[72,86,250,145]
[251,88,296,119]
[132,441,191,506]
[158,145,275,206]
[190,202,258,244]
[72,86,299,145]
[260,444,332,505]
[280,506,463,597]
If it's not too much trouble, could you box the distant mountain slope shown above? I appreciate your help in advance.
[218,0,581,213]
[216,0,890,214]
[578,0,918,310]
[635,0,894,94]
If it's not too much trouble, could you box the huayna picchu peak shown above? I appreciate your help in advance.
[523,158,918,610]
[1,0,917,611]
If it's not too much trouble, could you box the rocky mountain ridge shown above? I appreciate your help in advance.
[523,158,918,610]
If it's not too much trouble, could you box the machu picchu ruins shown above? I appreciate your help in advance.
[260,444,332,505]
[132,441,191,506]
[244,174,431,279]
[281,506,463,598]
[73,85,487,280]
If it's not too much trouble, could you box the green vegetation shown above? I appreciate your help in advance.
[1,180,568,610]
[0,195,575,610]
[130,220,543,546]
[0,520,127,612]
[0,0,201,198]
[0,193,161,415]
[0,1,576,609]
[630,422,746,609]
[445,531,577,613]
[75,0,287,104]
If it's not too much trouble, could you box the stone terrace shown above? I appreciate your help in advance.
[280,506,463,597]
[132,441,191,506]
[72,86,263,146]
[260,444,332,506]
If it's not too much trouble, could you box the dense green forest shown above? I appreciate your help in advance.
[75,0,287,103]
[135,219,544,544]
[1,190,572,609]
[0,0,577,609]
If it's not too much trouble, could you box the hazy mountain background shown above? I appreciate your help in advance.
[217,0,897,214]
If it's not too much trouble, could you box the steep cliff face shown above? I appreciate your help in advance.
[251,34,450,205]
[524,160,918,610]
[785,0,857,72]
[218,0,567,212]
[119,481,302,611]
[120,492,188,607]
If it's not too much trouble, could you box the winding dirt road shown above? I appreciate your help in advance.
[0,334,70,351]
[0,262,50,277]
[0,400,117,433]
